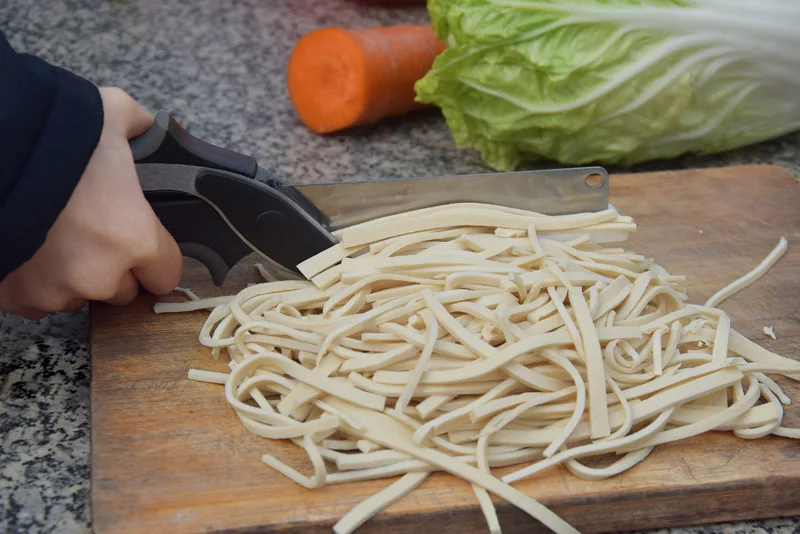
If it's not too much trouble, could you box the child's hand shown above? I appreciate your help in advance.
[0,88,183,319]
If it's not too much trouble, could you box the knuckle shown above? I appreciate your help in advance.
[89,282,120,302]
[85,272,124,302]
[132,220,163,261]
[64,267,122,303]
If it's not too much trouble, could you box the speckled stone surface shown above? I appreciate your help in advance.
[1,1,799,533]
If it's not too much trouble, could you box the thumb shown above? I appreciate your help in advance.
[125,97,155,139]
[99,87,154,139]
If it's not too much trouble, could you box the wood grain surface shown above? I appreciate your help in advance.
[90,165,800,534]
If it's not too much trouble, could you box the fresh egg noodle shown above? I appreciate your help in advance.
[155,203,798,534]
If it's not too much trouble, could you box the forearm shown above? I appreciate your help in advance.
[0,31,104,281]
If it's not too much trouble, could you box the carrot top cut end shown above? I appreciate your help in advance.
[287,27,369,134]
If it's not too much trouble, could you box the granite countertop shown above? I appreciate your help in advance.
[0,1,798,533]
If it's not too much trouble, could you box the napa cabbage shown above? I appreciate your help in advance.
[415,0,800,169]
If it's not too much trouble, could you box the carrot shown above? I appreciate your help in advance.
[287,25,446,134]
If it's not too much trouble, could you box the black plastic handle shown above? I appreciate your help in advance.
[134,112,336,286]
[143,191,254,286]
[131,111,258,178]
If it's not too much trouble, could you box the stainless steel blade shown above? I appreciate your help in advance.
[278,167,609,230]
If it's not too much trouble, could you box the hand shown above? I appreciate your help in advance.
[0,88,183,319]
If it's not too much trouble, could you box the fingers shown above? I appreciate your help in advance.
[132,220,183,296]
[104,271,140,306]
[2,269,140,318]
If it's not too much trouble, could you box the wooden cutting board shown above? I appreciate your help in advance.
[90,165,800,534]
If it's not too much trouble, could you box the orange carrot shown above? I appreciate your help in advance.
[287,25,446,134]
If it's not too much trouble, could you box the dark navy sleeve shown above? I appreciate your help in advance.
[0,31,104,281]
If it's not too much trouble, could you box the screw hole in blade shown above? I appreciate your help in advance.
[585,173,605,188]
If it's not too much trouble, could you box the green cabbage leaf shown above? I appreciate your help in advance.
[415,0,800,170]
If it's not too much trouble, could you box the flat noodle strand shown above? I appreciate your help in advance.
[705,237,788,308]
